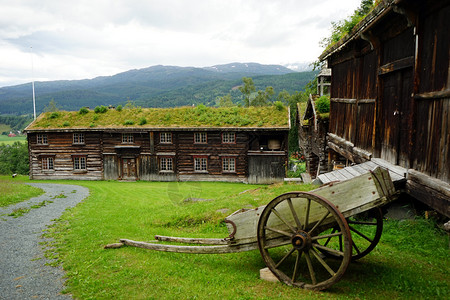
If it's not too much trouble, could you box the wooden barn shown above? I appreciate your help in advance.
[24,106,289,184]
[318,0,449,217]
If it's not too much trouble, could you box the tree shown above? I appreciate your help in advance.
[216,94,234,107]
[320,0,375,49]
[238,77,256,107]
[0,142,29,175]
[277,90,291,105]
[43,99,60,113]
[251,86,274,106]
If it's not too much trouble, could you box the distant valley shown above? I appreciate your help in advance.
[0,62,316,115]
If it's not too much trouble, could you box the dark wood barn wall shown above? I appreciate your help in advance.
[328,2,449,183]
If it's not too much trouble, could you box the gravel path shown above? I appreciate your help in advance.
[0,183,89,300]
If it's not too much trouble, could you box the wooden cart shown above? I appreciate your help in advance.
[107,167,397,291]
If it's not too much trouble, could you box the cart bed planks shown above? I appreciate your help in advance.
[225,167,394,245]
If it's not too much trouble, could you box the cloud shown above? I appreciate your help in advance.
[0,0,361,87]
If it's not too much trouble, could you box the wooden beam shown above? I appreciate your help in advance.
[407,169,450,199]
[119,239,258,254]
[331,98,357,104]
[378,56,414,75]
[406,169,450,217]
[413,89,450,100]
[154,235,229,245]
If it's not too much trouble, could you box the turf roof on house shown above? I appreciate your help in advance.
[26,106,290,130]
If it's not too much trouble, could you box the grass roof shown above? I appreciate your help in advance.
[26,105,289,130]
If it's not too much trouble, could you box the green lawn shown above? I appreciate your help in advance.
[0,175,43,207]
[20,179,450,299]
[0,135,26,145]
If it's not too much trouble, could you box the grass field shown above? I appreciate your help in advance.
[0,135,26,145]
[28,179,448,299]
[0,175,43,207]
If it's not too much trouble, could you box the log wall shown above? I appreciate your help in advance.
[27,129,288,183]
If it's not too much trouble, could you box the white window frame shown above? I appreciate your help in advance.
[160,157,173,171]
[37,134,48,145]
[122,133,134,144]
[42,156,54,170]
[194,157,207,172]
[160,132,172,144]
[73,133,85,144]
[222,132,236,144]
[73,156,87,170]
[222,157,236,173]
[194,132,207,144]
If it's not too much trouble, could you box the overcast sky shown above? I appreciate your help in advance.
[0,0,361,87]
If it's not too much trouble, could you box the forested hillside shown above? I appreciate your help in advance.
[0,63,315,115]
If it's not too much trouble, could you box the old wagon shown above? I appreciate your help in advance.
[106,167,397,290]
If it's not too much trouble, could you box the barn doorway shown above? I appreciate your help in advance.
[121,157,137,180]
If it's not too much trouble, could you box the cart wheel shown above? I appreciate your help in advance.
[257,192,352,291]
[348,207,383,260]
[318,207,383,261]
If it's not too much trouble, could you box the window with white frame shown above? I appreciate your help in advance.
[160,157,173,171]
[222,132,235,144]
[42,156,54,170]
[194,132,207,144]
[37,134,48,144]
[73,133,85,144]
[194,157,207,172]
[122,133,134,144]
[160,132,172,144]
[222,157,236,172]
[73,156,87,170]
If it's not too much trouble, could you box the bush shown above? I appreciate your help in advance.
[274,101,284,111]
[0,141,29,175]
[62,121,70,127]
[116,105,123,112]
[94,105,108,114]
[139,117,147,125]
[124,120,134,125]
[48,112,60,119]
[79,107,89,115]
[316,95,330,113]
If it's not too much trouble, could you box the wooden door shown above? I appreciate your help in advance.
[379,67,413,167]
[122,158,136,180]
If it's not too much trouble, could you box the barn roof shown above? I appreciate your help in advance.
[24,106,290,132]
[319,0,396,61]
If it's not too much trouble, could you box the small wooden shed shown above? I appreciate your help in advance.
[319,0,449,216]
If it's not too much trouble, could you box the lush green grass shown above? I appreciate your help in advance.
[0,135,26,145]
[0,124,11,133]
[28,106,289,129]
[0,175,43,207]
[35,180,449,299]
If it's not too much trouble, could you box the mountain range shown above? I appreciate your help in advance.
[0,62,316,115]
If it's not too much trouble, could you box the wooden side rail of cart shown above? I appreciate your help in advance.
[106,167,397,290]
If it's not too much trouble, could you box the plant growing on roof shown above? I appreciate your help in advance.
[316,95,330,114]
[94,105,108,113]
[79,107,89,115]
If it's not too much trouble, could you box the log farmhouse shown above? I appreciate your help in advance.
[317,0,449,216]
[24,106,289,184]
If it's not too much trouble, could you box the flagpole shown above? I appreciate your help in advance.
[31,46,36,120]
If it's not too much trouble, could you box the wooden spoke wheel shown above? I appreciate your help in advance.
[257,192,352,291]
[318,207,383,261]
[348,207,383,260]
